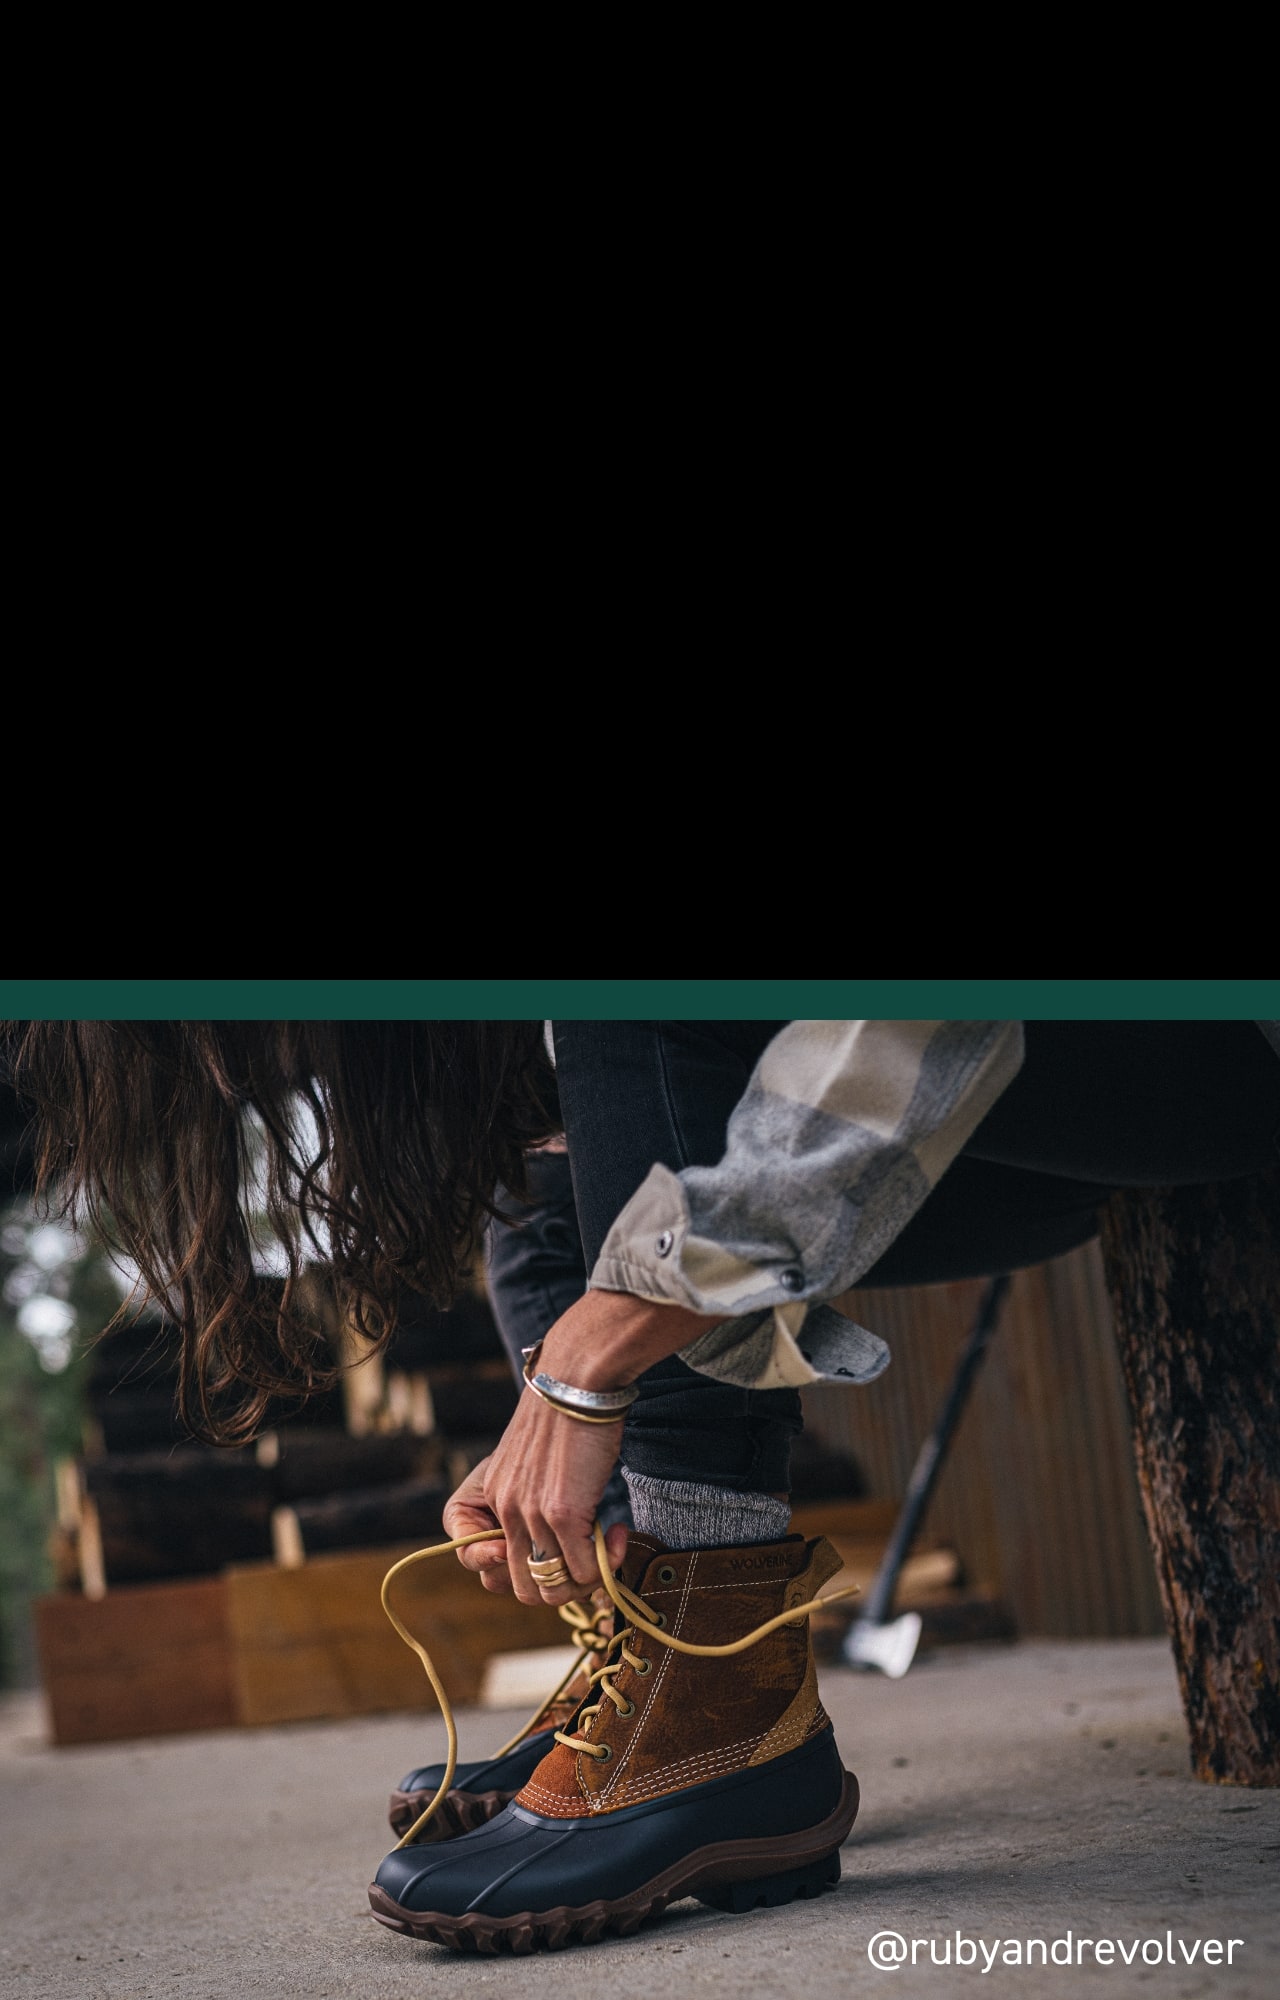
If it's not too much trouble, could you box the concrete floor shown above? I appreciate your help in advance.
[1,1638,1276,2000]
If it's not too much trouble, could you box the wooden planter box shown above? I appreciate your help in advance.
[34,1542,568,1747]
[33,1575,239,1746]
[223,1543,567,1729]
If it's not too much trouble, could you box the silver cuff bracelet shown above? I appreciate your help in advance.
[520,1343,639,1416]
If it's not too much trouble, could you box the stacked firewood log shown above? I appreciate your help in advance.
[51,1268,522,1596]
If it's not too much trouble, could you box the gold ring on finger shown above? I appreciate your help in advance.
[527,1554,571,1588]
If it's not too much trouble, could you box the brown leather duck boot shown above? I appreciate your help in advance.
[387,1588,616,1841]
[369,1532,859,1951]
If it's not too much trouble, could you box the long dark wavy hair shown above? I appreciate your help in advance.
[2,1021,560,1444]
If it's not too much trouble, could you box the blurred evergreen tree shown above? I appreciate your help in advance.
[0,1201,110,1687]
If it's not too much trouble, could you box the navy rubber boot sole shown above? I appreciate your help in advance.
[370,1728,859,1953]
[388,1729,560,1842]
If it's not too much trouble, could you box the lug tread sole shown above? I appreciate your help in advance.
[388,1787,514,1843]
[369,1767,859,1953]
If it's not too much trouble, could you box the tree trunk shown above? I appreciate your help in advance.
[1099,1163,1280,1786]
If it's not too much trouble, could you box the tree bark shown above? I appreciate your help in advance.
[1099,1163,1280,1786]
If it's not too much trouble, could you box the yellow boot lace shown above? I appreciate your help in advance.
[381,1521,859,1848]
[487,1591,616,1758]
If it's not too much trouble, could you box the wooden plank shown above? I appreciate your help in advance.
[808,1545,962,1640]
[33,1578,237,1745]
[77,1495,106,1600]
[788,1497,901,1542]
[224,1543,571,1727]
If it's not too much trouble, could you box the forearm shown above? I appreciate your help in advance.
[535,1287,729,1394]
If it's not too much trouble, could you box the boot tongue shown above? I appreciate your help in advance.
[615,1532,667,1593]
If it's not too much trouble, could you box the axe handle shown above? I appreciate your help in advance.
[859,1271,1011,1628]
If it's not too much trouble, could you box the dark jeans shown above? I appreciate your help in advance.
[551,1020,1280,1498]
[483,1150,633,1530]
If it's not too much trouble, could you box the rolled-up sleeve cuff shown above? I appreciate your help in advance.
[585,1019,1025,1394]
[589,1163,784,1314]
[588,1162,891,1391]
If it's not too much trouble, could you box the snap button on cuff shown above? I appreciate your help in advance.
[655,1230,674,1256]
[778,1266,805,1293]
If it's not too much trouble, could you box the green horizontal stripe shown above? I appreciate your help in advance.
[1,979,1276,1020]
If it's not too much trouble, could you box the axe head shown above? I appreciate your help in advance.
[841,1611,922,1679]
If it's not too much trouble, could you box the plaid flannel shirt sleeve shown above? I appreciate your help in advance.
[587,1020,1025,1391]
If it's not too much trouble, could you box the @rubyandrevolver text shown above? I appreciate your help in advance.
[865,1930,1245,1972]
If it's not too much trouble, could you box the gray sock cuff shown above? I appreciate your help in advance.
[621,1469,792,1549]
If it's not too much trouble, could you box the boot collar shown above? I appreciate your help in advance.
[615,1531,814,1598]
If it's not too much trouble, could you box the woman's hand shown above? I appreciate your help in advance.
[442,1395,628,1606]
[442,1287,729,1606]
